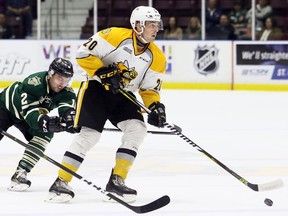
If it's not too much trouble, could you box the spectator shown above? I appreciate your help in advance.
[5,0,33,37]
[0,12,12,39]
[205,0,222,31]
[163,16,183,40]
[183,16,201,40]
[229,0,248,37]
[207,14,237,40]
[0,0,6,13]
[246,0,273,32]
[256,16,284,40]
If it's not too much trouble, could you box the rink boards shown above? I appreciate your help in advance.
[0,40,288,91]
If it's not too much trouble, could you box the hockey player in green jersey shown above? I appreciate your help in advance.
[0,57,78,191]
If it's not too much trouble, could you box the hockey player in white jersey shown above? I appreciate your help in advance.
[47,6,167,203]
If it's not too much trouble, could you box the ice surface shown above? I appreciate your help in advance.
[0,90,287,215]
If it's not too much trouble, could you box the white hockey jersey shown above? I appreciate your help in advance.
[76,27,166,108]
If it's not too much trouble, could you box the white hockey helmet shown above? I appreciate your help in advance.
[130,6,163,33]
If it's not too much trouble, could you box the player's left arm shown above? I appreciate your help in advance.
[139,45,166,108]
[139,50,167,127]
[139,71,166,128]
[138,71,163,108]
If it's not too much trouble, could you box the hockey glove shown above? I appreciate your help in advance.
[148,102,166,128]
[38,115,65,133]
[61,108,81,134]
[96,65,122,94]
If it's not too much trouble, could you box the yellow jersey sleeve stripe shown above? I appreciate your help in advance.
[139,89,160,108]
[76,55,104,77]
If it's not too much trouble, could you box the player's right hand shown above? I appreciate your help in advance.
[96,65,122,94]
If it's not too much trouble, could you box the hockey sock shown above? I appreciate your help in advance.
[58,151,84,182]
[113,158,132,179]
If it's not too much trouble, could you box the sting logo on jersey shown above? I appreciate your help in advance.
[117,60,138,87]
[194,45,219,75]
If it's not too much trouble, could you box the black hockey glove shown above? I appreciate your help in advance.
[148,102,166,128]
[61,108,81,134]
[96,65,122,94]
[38,115,65,133]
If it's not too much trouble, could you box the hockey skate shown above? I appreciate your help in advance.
[104,173,137,203]
[45,177,75,203]
[8,168,31,191]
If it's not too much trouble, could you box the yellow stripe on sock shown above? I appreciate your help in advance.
[58,162,78,182]
[113,159,132,180]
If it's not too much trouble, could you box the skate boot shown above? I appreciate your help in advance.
[8,168,31,191]
[45,177,75,203]
[105,173,137,203]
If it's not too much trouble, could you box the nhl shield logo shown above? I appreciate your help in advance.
[194,45,219,75]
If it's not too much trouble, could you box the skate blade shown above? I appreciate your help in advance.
[102,192,136,203]
[45,192,73,203]
[8,182,30,191]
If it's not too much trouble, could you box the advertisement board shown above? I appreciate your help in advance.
[0,40,85,88]
[233,41,288,90]
[0,40,232,90]
[155,40,232,89]
[1,40,288,91]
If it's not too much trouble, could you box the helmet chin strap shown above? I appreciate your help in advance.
[136,34,148,47]
[138,34,148,44]
[135,26,149,44]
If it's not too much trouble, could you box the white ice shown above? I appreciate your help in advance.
[0,90,288,216]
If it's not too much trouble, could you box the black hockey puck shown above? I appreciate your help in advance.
[264,198,273,207]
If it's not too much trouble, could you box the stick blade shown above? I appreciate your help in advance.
[257,179,284,191]
[249,179,284,192]
[132,195,170,214]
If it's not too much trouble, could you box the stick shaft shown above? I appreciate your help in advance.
[104,127,175,135]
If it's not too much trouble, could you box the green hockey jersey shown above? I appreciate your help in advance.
[0,71,76,130]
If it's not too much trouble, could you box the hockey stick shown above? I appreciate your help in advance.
[104,127,180,135]
[119,89,284,192]
[0,129,170,214]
